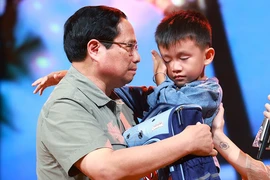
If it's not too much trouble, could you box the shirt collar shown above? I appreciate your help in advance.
[66,66,112,107]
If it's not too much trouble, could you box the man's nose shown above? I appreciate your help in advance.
[132,50,140,63]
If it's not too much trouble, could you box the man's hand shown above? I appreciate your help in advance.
[31,70,67,95]
[182,123,217,157]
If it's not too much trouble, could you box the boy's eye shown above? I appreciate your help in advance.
[180,56,189,60]
[163,58,171,63]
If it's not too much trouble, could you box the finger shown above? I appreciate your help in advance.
[151,50,162,60]
[40,76,49,85]
[151,50,158,55]
[268,94,270,100]
[32,78,42,86]
[33,83,42,94]
[264,111,270,119]
[33,89,38,94]
[39,87,45,96]
[265,103,270,112]
[151,51,158,62]
[196,122,202,125]
[33,88,39,94]
[210,149,218,156]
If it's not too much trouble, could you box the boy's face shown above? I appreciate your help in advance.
[159,39,211,87]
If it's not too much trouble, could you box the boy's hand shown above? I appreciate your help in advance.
[151,50,166,74]
[151,50,167,85]
[32,70,67,95]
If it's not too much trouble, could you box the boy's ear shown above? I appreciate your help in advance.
[204,47,215,65]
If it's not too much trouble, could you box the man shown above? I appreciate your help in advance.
[36,5,217,180]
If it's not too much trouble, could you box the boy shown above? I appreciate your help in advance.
[132,10,222,179]
[148,10,222,127]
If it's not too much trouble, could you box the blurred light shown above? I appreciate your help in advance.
[146,0,171,12]
[33,1,42,10]
[148,0,207,15]
[0,0,6,16]
[171,0,185,7]
[198,0,206,11]
[36,56,49,68]
[49,23,61,33]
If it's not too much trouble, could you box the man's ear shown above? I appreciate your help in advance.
[204,47,215,66]
[87,39,101,59]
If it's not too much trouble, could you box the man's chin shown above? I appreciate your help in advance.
[123,75,135,85]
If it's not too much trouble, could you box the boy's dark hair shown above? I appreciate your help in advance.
[155,10,212,49]
[63,6,127,63]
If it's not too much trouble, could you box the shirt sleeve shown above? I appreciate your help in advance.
[41,98,111,176]
[147,78,223,125]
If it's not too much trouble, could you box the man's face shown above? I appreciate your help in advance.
[101,18,140,87]
[159,39,207,87]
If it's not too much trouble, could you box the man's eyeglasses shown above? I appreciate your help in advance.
[99,40,138,54]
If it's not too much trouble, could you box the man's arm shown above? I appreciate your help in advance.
[42,83,217,180]
[75,123,217,180]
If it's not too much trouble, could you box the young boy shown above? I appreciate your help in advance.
[136,10,222,179]
[148,10,222,127]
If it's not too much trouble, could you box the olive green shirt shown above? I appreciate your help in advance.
[36,66,136,180]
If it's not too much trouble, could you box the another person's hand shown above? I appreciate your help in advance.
[263,94,270,119]
[211,103,225,136]
[182,123,217,157]
[32,70,67,95]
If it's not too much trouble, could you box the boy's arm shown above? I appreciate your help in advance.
[114,86,154,120]
[179,78,222,106]
[151,50,167,85]
[150,78,222,109]
[32,70,67,95]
